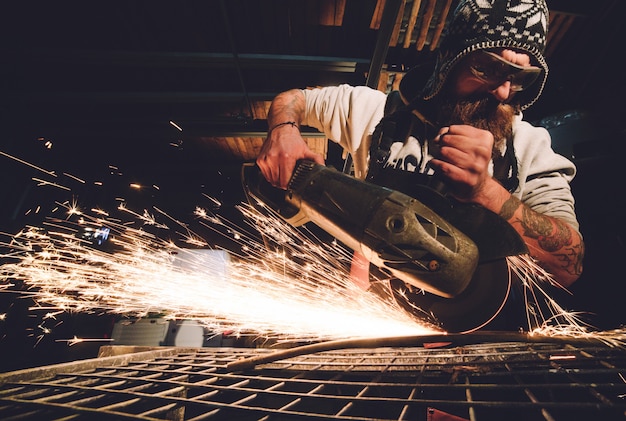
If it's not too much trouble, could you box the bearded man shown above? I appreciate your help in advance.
[256,0,584,330]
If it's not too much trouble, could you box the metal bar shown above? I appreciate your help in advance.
[17,50,367,72]
[7,91,279,104]
[0,398,160,420]
[5,376,624,408]
[0,342,625,420]
[0,347,190,385]
[398,387,418,420]
[99,397,143,411]
[66,392,109,407]
[366,0,404,88]
[43,369,626,393]
[464,377,476,421]
[219,0,254,120]
[546,351,616,406]
[137,401,180,417]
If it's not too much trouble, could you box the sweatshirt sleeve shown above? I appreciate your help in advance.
[302,84,387,156]
[513,118,581,232]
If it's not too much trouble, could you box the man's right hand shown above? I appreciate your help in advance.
[256,125,324,189]
[256,89,324,189]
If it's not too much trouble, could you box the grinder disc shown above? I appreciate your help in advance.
[389,259,511,333]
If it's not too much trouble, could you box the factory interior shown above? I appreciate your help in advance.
[1,1,625,419]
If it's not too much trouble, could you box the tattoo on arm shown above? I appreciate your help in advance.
[520,207,572,251]
[500,195,583,277]
[500,195,572,251]
[499,195,522,220]
[521,207,582,276]
[557,242,584,277]
[268,90,305,126]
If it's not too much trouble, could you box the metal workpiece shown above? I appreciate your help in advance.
[1,334,625,420]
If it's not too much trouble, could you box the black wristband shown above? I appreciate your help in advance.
[267,121,298,136]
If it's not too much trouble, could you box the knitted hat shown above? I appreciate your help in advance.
[400,0,549,111]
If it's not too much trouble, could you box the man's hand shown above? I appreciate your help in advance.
[256,124,323,189]
[256,89,324,189]
[430,124,495,203]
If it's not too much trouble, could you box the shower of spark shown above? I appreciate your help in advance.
[0,149,621,347]
[0,200,437,343]
[507,254,582,332]
[505,254,625,345]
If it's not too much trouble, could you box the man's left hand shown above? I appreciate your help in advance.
[430,124,494,202]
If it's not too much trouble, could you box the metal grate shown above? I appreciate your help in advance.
[1,336,625,420]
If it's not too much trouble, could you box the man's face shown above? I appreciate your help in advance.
[451,49,539,103]
[434,49,538,147]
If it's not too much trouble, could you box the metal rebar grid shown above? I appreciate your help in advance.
[0,338,625,421]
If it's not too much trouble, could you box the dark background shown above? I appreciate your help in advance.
[1,0,624,372]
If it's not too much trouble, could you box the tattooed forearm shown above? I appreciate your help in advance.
[500,195,574,252]
[498,194,584,284]
[267,89,305,126]
[520,206,573,251]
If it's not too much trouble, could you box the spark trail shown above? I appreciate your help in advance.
[0,147,620,345]
[0,200,437,342]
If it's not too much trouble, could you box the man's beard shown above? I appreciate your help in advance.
[435,94,517,152]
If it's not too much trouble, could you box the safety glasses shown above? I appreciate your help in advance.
[466,51,542,92]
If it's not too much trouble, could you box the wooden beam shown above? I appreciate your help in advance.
[389,0,407,47]
[377,71,391,92]
[319,0,346,26]
[429,0,454,50]
[416,0,437,50]
[403,0,423,48]
[250,101,272,120]
[370,0,385,29]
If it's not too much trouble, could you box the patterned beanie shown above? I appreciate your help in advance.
[400,0,549,111]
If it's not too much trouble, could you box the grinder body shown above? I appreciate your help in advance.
[282,161,478,298]
[243,160,528,332]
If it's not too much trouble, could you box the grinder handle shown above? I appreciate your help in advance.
[241,162,309,225]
